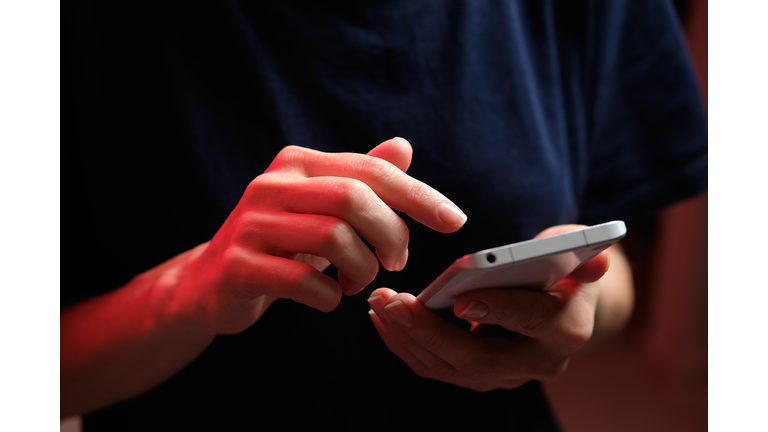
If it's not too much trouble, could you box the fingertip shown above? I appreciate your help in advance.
[391,136,413,154]
[338,270,368,296]
[317,291,342,313]
[384,292,419,307]
[367,137,413,172]
[436,202,468,230]
[369,287,398,300]
[376,247,409,272]
[395,247,409,271]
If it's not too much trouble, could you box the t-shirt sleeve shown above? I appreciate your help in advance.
[581,0,707,225]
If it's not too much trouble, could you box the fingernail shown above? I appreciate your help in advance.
[394,248,409,271]
[368,295,392,323]
[458,301,489,319]
[384,300,413,327]
[437,202,467,228]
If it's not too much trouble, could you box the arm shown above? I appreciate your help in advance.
[61,245,220,418]
[367,225,633,391]
[61,138,468,416]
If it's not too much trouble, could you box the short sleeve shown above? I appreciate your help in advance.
[581,0,707,224]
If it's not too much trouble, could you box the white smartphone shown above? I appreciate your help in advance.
[416,221,627,310]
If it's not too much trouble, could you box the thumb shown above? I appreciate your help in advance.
[367,137,413,172]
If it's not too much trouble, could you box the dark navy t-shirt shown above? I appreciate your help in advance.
[64,0,707,430]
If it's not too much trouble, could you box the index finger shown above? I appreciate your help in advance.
[267,145,467,233]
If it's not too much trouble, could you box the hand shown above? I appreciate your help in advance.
[172,138,467,334]
[367,225,613,392]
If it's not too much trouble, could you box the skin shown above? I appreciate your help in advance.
[367,229,634,391]
[60,138,633,416]
[61,138,465,416]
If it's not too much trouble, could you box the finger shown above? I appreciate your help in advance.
[370,309,430,372]
[256,175,409,271]
[369,290,567,385]
[454,288,594,355]
[370,311,533,389]
[366,137,413,172]
[569,250,609,283]
[223,247,342,312]
[236,212,379,295]
[368,292,431,375]
[377,292,567,383]
[379,293,499,377]
[368,292,466,384]
[266,145,467,233]
[455,288,559,339]
[367,288,400,325]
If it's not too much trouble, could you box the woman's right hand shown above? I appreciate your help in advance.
[172,137,467,334]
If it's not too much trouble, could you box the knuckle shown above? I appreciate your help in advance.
[394,333,421,351]
[239,210,263,228]
[486,305,512,325]
[504,304,546,333]
[245,175,264,196]
[418,330,447,352]
[505,294,559,334]
[288,265,341,312]
[245,173,279,199]
[231,212,270,248]
[288,264,315,291]
[406,180,432,204]
[518,311,547,333]
[275,145,302,165]
[220,246,249,284]
[318,219,355,252]
[265,146,307,174]
[329,178,372,213]
[355,155,398,183]
[235,211,262,233]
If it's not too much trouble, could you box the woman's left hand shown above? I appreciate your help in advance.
[367,224,628,391]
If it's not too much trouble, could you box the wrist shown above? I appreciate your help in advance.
[149,242,218,337]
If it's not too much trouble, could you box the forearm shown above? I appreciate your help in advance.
[588,243,635,347]
[61,243,220,417]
